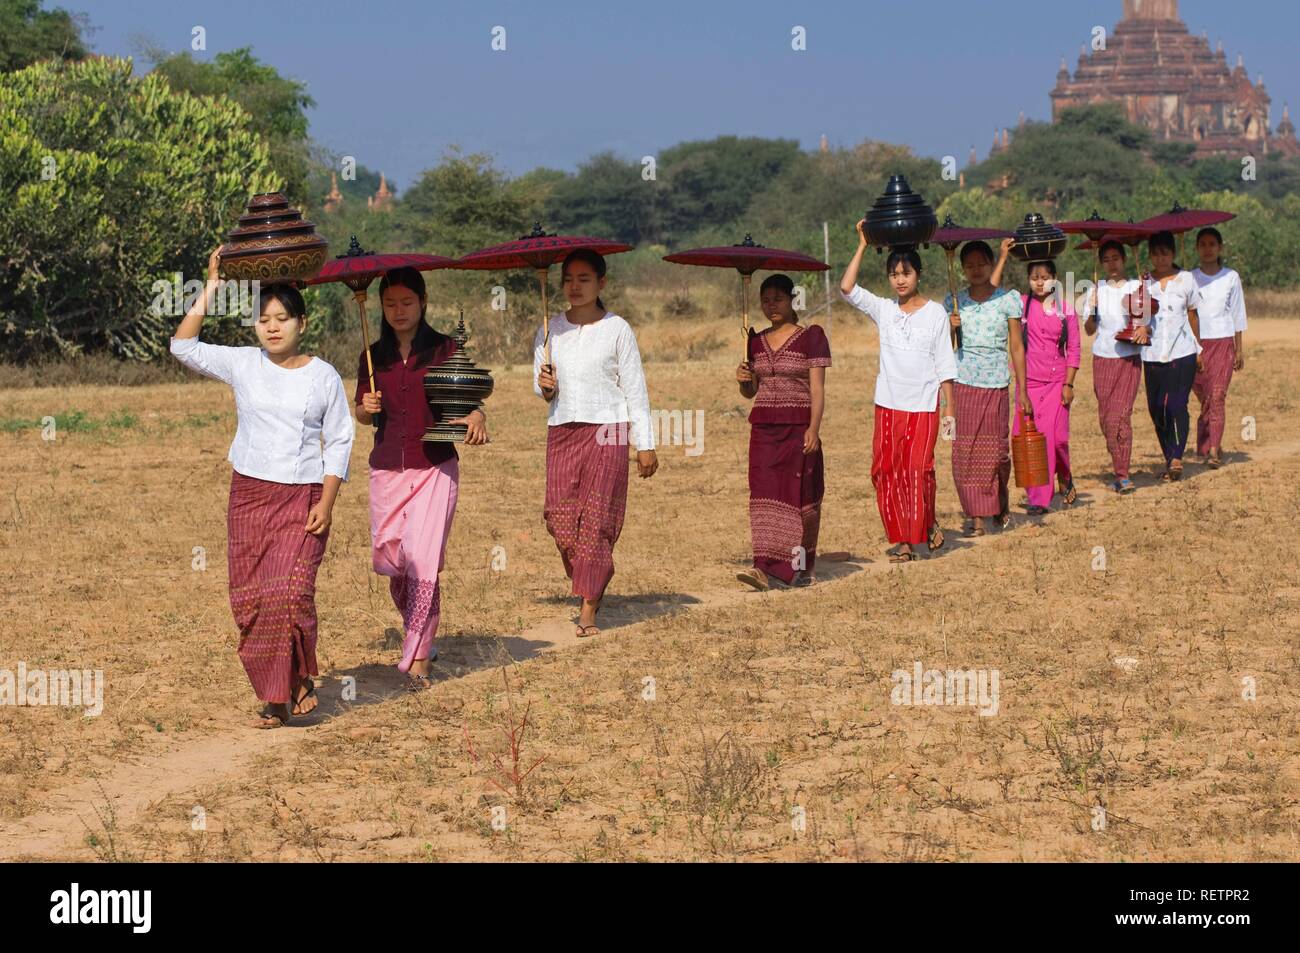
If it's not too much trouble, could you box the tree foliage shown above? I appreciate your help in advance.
[0,0,86,72]
[145,46,314,203]
[0,57,277,360]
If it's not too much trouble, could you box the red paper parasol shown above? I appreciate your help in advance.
[1138,202,1236,235]
[931,216,1015,251]
[305,235,459,394]
[1139,202,1236,268]
[455,223,632,369]
[1057,212,1155,314]
[929,216,1016,347]
[663,234,829,360]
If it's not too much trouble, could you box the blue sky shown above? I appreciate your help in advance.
[68,0,1299,190]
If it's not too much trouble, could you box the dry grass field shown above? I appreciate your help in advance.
[2,293,1298,862]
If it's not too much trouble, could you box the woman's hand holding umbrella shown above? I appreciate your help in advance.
[537,364,557,400]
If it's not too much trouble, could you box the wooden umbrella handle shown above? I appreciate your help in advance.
[356,289,375,396]
[538,267,553,374]
[741,272,752,363]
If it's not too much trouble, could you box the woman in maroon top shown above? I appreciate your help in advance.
[355,268,488,688]
[735,274,831,590]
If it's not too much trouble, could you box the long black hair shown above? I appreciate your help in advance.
[258,282,306,320]
[1148,230,1177,256]
[1024,260,1069,357]
[562,248,607,310]
[1098,239,1127,261]
[370,267,441,369]
[885,248,923,276]
[959,241,994,266]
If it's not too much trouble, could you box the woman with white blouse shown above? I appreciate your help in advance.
[171,247,354,728]
[534,249,658,636]
[841,221,957,563]
[1083,240,1144,493]
[1141,231,1203,481]
[1191,227,1247,468]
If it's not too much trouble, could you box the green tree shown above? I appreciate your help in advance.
[0,0,86,72]
[543,152,654,244]
[655,136,802,244]
[144,45,314,202]
[394,149,542,312]
[0,57,277,360]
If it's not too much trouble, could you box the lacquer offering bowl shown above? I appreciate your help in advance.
[864,174,938,252]
[1116,276,1158,345]
[1010,213,1068,262]
[218,192,329,283]
[423,313,495,443]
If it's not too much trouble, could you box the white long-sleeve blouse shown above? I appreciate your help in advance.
[841,285,958,413]
[532,313,656,451]
[170,336,354,484]
[1191,266,1247,341]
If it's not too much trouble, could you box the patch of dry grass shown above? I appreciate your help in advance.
[1,302,1298,860]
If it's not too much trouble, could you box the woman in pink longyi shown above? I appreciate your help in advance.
[1011,259,1081,514]
[355,268,489,691]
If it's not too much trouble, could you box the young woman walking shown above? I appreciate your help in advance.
[354,267,488,690]
[534,249,658,635]
[945,238,1028,534]
[841,222,956,563]
[1083,240,1144,493]
[171,248,354,727]
[735,274,831,589]
[1190,227,1246,468]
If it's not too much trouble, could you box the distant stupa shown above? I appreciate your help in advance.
[324,172,343,213]
[367,173,394,213]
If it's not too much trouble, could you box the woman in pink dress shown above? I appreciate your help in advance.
[1011,260,1081,514]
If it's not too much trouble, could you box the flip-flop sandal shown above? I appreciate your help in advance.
[927,525,945,552]
[1168,463,1183,481]
[1060,481,1078,506]
[253,705,288,729]
[1026,505,1049,515]
[1207,455,1222,469]
[888,546,916,563]
[576,625,601,638]
[291,679,317,716]
[996,508,1012,529]
[736,568,771,591]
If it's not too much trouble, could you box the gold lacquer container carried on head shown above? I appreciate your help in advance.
[218,192,329,283]
[423,311,495,443]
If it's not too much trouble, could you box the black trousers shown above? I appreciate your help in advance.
[1143,353,1198,463]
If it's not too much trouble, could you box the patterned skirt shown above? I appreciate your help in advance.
[951,383,1010,518]
[749,423,824,584]
[544,422,630,601]
[226,472,327,703]
[1193,337,1235,455]
[370,460,459,673]
[871,405,940,545]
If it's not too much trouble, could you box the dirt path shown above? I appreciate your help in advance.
[2,437,1291,860]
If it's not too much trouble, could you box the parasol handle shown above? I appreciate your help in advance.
[1093,249,1101,321]
[356,289,375,397]
[945,247,961,351]
[741,272,752,363]
[538,267,553,374]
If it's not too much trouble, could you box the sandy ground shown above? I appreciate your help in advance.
[1,307,1297,861]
